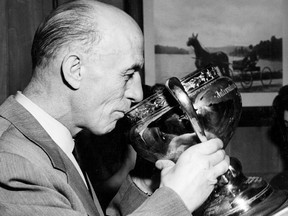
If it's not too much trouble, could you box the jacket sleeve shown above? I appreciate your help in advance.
[106,175,191,216]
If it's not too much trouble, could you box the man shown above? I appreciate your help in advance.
[0,0,229,215]
[242,44,258,69]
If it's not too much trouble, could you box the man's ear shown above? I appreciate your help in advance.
[61,54,83,90]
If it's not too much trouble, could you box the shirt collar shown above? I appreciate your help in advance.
[15,91,74,155]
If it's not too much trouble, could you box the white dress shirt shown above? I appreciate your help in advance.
[15,91,87,187]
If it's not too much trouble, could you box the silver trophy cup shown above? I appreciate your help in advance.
[125,66,274,215]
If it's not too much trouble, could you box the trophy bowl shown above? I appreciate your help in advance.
[125,66,242,163]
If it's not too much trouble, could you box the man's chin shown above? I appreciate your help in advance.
[88,119,119,135]
[100,121,117,135]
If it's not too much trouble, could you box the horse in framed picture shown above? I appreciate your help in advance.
[187,33,230,77]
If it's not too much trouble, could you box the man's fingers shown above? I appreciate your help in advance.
[155,159,175,170]
[210,155,230,179]
[209,149,226,166]
[172,133,197,145]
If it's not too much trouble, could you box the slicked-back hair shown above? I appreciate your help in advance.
[31,0,98,70]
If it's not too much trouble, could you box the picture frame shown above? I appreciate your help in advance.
[143,0,287,110]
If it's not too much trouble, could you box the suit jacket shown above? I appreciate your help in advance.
[0,96,100,216]
[0,96,190,216]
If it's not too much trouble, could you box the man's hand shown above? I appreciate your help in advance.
[155,136,229,213]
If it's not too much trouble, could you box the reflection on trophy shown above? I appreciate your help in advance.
[125,66,283,215]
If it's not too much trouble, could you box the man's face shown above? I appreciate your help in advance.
[75,22,144,135]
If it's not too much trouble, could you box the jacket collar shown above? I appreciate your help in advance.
[0,96,100,216]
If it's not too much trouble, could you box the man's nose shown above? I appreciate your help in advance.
[126,72,143,103]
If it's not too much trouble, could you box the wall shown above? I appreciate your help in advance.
[0,0,53,103]
[227,126,283,181]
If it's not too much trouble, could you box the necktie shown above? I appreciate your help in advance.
[73,146,105,216]
[69,146,87,188]
[85,172,105,216]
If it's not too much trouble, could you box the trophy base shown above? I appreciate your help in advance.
[199,156,288,215]
[203,176,273,216]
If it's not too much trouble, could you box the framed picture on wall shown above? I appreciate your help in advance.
[143,0,287,126]
[143,0,287,109]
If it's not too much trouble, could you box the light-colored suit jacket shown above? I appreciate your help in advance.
[0,96,100,215]
[0,96,190,216]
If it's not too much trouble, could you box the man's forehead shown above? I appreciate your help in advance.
[90,31,143,59]
[87,4,144,59]
[90,8,143,53]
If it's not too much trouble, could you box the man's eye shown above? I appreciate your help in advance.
[125,72,135,81]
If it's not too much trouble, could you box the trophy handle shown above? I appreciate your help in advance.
[166,77,238,182]
[165,77,207,142]
[166,76,231,184]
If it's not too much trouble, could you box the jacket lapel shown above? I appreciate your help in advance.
[0,96,100,216]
